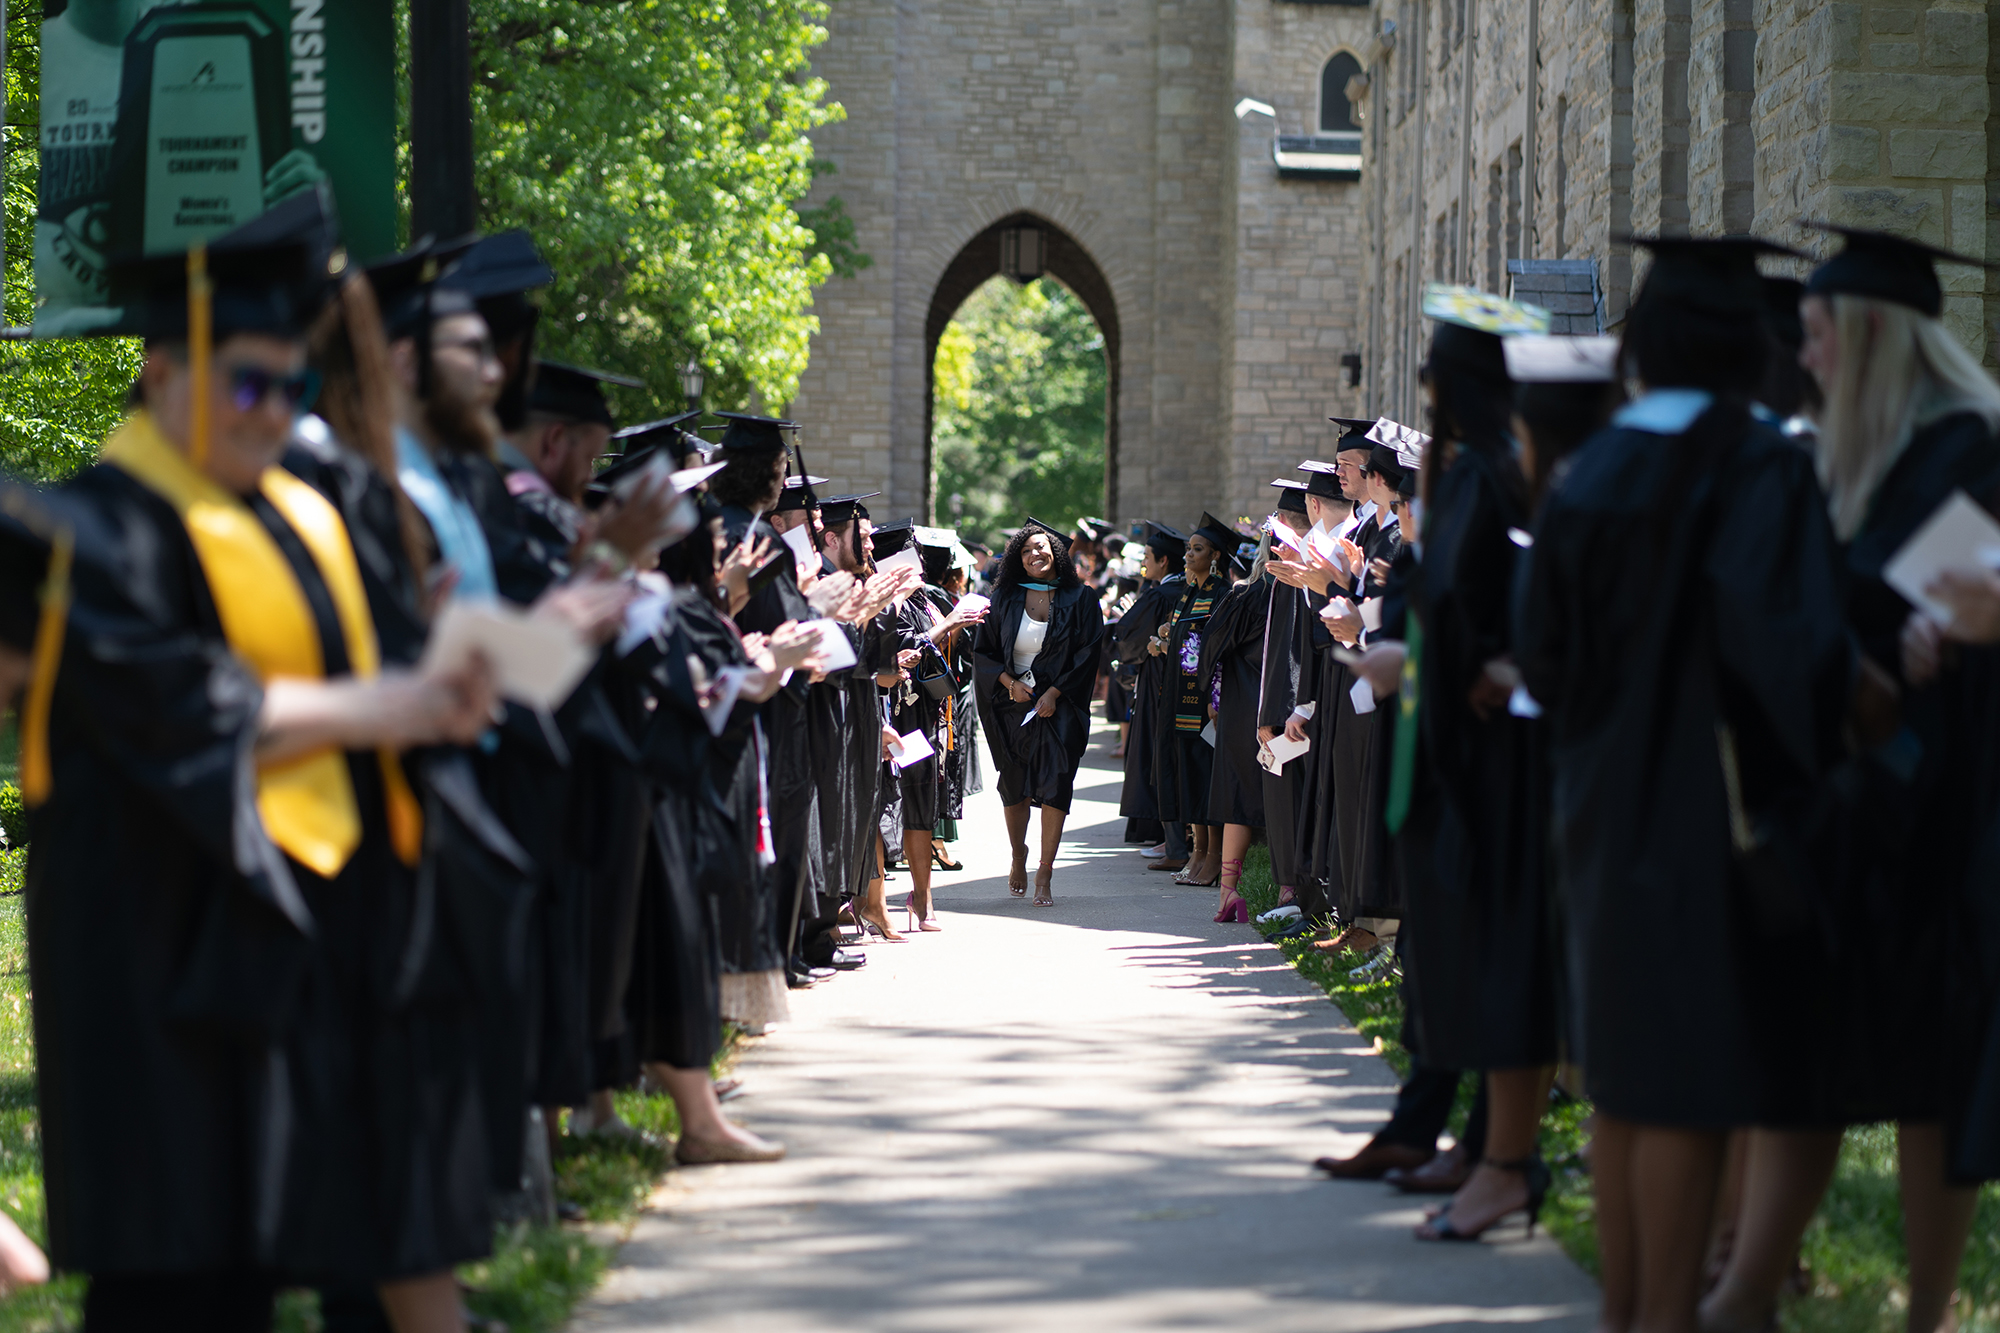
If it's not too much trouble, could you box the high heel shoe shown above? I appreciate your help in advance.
[856,904,907,942]
[906,889,943,932]
[1414,1155,1551,1242]
[1033,865,1054,906]
[932,845,963,872]
[1213,859,1246,922]
[1008,847,1028,897]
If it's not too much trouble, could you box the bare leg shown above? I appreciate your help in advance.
[1699,1129,1841,1333]
[377,1272,464,1333]
[1703,1131,1751,1297]
[1004,801,1031,894]
[1218,823,1254,913]
[650,1063,781,1153]
[1180,823,1213,883]
[1114,721,1129,757]
[1632,1123,1728,1333]
[902,828,938,926]
[1899,1122,1979,1333]
[1594,1115,1640,1333]
[858,835,905,940]
[1034,806,1067,904]
[1421,1066,1555,1237]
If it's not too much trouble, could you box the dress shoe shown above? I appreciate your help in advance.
[1314,1138,1435,1180]
[1268,918,1316,942]
[1147,857,1188,872]
[786,968,817,990]
[674,1133,787,1165]
[808,965,837,982]
[1387,1143,1472,1193]
[826,948,868,970]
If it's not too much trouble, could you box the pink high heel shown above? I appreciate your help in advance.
[1214,858,1248,924]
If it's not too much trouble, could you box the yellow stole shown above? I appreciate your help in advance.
[100,411,422,876]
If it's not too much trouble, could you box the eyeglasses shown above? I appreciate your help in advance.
[225,364,319,413]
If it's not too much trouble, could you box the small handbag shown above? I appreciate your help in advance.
[916,640,956,701]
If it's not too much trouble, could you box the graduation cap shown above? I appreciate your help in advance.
[610,410,701,453]
[1801,221,1993,320]
[869,518,917,560]
[1269,478,1311,514]
[817,492,880,527]
[1329,416,1377,447]
[1019,516,1073,553]
[915,524,962,550]
[1422,284,1550,385]
[1191,512,1247,555]
[715,411,799,454]
[524,360,642,428]
[107,187,342,340]
[773,474,831,513]
[1762,277,1807,350]
[365,234,480,340]
[440,229,553,304]
[1139,520,1187,561]
[1625,235,1807,318]
[1501,335,1620,383]
[1297,458,1347,500]
[1075,516,1116,543]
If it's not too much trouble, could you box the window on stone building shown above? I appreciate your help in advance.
[1505,141,1523,268]
[1319,52,1363,132]
[1485,162,1503,292]
[1554,95,1569,257]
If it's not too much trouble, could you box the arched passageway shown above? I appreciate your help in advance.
[924,213,1120,523]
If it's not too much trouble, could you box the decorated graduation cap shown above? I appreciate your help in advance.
[817,492,880,528]
[1422,284,1551,385]
[1501,334,1620,384]
[107,185,342,340]
[1140,519,1187,561]
[1367,418,1430,473]
[525,361,641,428]
[1074,516,1116,544]
[773,474,831,513]
[1269,478,1311,514]
[1626,235,1806,318]
[1191,512,1247,554]
[1019,516,1074,552]
[1801,221,1993,320]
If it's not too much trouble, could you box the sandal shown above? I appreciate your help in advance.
[1413,1155,1550,1242]
[932,845,963,872]
[1033,865,1055,906]
[1008,848,1028,897]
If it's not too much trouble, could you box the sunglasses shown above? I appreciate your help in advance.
[225,364,319,413]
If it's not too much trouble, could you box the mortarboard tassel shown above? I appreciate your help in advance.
[19,527,73,808]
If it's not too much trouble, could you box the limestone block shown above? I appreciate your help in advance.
[1829,3,1863,65]
[1921,10,1987,68]
[1832,185,1945,241]
[1870,42,1919,67]
[1869,8,1918,34]
[1887,127,1985,177]
[1827,124,1882,177]
[1827,71,1987,122]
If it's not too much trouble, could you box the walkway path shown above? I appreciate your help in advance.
[574,722,1597,1331]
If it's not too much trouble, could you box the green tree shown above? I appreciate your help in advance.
[471,0,851,420]
[932,276,1106,547]
[1,3,145,481]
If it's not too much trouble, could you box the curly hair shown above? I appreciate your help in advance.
[992,524,1080,593]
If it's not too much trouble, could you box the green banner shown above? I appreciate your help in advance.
[34,0,397,336]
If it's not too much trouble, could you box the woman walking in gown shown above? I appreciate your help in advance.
[972,520,1104,905]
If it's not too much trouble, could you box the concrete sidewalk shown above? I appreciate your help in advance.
[573,722,1597,1332]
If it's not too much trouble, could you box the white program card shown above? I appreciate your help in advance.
[781,522,816,566]
[1884,489,2000,626]
[1264,732,1310,770]
[1350,674,1378,715]
[886,728,936,769]
[425,599,594,710]
[873,546,923,579]
[794,619,858,671]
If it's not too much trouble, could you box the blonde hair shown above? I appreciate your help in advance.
[1816,294,2000,540]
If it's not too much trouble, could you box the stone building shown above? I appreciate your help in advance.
[790,1,2000,525]
[788,0,1380,528]
[1358,0,2000,420]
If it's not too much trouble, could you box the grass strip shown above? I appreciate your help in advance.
[1231,841,2000,1333]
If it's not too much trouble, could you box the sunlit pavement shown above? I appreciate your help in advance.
[573,718,1598,1331]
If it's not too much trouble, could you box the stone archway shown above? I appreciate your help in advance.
[921,213,1120,524]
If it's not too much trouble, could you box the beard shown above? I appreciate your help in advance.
[424,383,500,458]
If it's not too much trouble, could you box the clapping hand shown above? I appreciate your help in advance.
[807,570,858,618]
[1320,597,1363,646]
[764,620,826,674]
[1929,566,2000,644]
[533,577,634,645]
[719,536,772,614]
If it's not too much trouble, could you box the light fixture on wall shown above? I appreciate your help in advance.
[680,355,705,410]
[999,226,1045,283]
[1340,352,1363,388]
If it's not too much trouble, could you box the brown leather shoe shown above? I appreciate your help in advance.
[1314,1138,1435,1180]
[1386,1143,1471,1193]
[1315,925,1380,955]
[1147,857,1188,872]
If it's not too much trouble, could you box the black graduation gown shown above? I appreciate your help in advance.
[891,593,947,832]
[927,586,983,822]
[35,465,490,1283]
[1516,412,1853,1127]
[1116,575,1181,828]
[972,581,1104,814]
[1257,576,1311,890]
[1395,443,1553,1072]
[1195,575,1270,827]
[808,622,880,910]
[1329,517,1405,923]
[1789,411,2000,1126]
[1153,575,1225,824]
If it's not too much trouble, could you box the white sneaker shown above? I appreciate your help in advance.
[1255,904,1303,924]
[1142,844,1167,858]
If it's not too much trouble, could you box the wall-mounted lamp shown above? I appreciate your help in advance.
[999,226,1045,282]
[1340,352,1363,389]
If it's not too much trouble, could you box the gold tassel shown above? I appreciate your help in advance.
[19,529,73,807]
[187,244,212,471]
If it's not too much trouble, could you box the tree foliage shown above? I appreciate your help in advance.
[471,0,851,420]
[932,277,1107,547]
[1,5,145,482]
